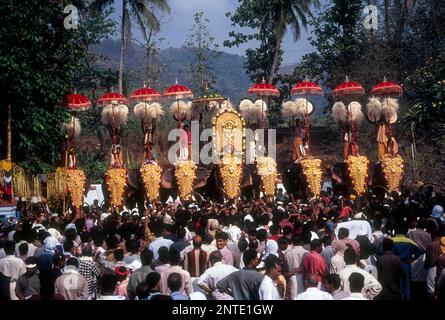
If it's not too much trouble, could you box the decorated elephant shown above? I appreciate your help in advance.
[281,162,310,201]
[330,161,388,200]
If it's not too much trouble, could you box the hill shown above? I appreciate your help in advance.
[91,39,252,103]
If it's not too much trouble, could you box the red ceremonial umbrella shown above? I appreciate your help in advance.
[247,78,280,128]
[67,93,92,111]
[333,77,365,157]
[163,79,193,128]
[290,79,323,158]
[98,91,128,145]
[370,78,403,146]
[332,77,365,97]
[64,92,93,168]
[97,92,128,105]
[130,84,162,162]
[130,84,161,102]
[370,78,403,97]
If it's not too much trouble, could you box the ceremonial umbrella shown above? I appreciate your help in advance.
[290,79,323,158]
[130,84,161,102]
[247,78,280,129]
[370,77,403,149]
[370,78,403,97]
[67,93,92,111]
[97,91,128,145]
[63,92,92,210]
[130,84,162,161]
[333,77,365,157]
[65,92,92,163]
[332,78,365,97]
[163,79,193,128]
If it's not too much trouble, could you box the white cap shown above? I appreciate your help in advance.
[101,213,110,221]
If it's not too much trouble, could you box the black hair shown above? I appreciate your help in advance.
[264,255,281,272]
[256,229,268,242]
[291,233,303,245]
[157,246,169,264]
[101,274,118,295]
[260,214,270,226]
[338,227,349,239]
[278,236,290,246]
[209,250,223,265]
[64,228,77,242]
[38,271,57,300]
[310,239,322,251]
[325,273,341,290]
[248,239,258,251]
[243,249,258,266]
[80,232,91,243]
[237,238,249,252]
[344,247,357,265]
[19,242,29,256]
[136,281,150,300]
[141,249,153,266]
[4,240,15,255]
[349,272,365,293]
[114,249,124,261]
[215,231,228,241]
[167,272,182,292]
[269,224,280,235]
[146,272,161,289]
[63,240,74,253]
[66,257,79,269]
[125,239,140,254]
[81,245,93,257]
[168,248,180,265]
[382,237,394,252]
[105,235,119,250]
[322,235,331,247]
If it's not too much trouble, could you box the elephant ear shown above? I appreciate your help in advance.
[161,168,175,189]
[194,166,211,189]
[240,166,254,188]
[126,169,140,190]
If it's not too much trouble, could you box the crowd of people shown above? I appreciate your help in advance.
[1,185,444,301]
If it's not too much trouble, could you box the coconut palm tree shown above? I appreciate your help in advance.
[258,0,320,83]
[118,0,170,94]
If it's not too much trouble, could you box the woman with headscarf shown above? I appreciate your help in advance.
[330,240,347,274]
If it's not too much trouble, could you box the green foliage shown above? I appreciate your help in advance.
[183,11,220,94]
[77,149,107,184]
[0,0,116,174]
[0,1,80,172]
[224,0,282,82]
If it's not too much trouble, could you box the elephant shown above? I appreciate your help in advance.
[281,162,311,201]
[330,160,389,200]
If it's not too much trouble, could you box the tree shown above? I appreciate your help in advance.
[0,0,118,173]
[225,0,319,83]
[182,11,220,94]
[118,0,170,94]
[258,0,320,83]
[224,0,281,83]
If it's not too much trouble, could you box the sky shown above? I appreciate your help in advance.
[112,0,322,65]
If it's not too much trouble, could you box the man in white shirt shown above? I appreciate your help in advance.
[296,274,333,300]
[342,273,368,300]
[338,247,382,299]
[54,258,89,300]
[0,241,26,300]
[259,255,282,300]
[285,234,308,299]
[197,251,238,300]
[149,226,174,262]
